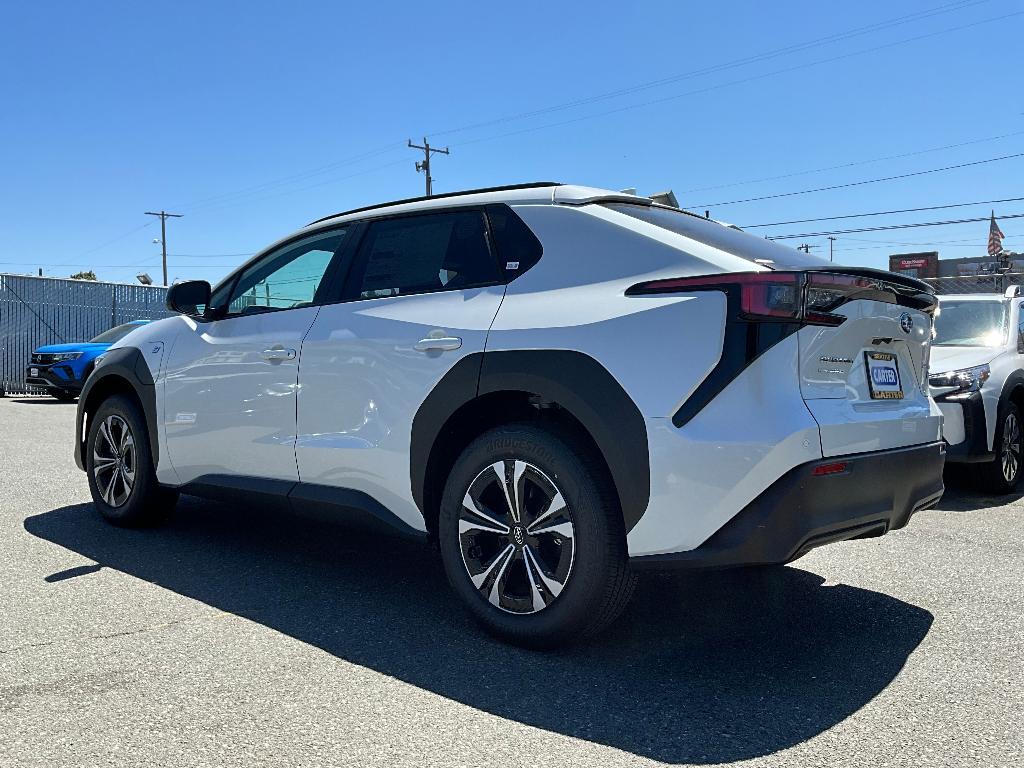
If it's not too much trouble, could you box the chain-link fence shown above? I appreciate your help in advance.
[920,273,1024,295]
[0,274,170,395]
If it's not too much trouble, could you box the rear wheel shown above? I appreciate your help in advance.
[439,423,636,647]
[978,402,1023,494]
[86,394,178,526]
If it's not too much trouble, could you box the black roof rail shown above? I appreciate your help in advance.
[306,181,563,226]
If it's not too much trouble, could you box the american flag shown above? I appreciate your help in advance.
[988,210,1005,256]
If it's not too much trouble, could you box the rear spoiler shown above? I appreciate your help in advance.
[801,265,934,295]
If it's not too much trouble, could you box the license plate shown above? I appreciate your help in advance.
[29,367,38,377]
[865,351,903,400]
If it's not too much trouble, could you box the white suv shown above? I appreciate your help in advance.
[930,288,1024,492]
[74,182,945,646]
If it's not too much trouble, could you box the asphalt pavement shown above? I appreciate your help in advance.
[0,396,1020,767]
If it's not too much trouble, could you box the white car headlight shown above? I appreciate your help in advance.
[929,364,990,395]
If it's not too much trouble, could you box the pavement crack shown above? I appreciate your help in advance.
[0,639,58,655]
[0,614,217,657]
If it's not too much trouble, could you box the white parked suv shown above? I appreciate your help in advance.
[929,287,1024,492]
[74,182,945,646]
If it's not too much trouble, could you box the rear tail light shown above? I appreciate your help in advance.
[625,271,872,327]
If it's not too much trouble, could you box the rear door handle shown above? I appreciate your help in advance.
[262,346,297,361]
[414,336,462,352]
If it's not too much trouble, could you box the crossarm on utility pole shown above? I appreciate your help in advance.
[408,137,450,197]
[144,210,183,286]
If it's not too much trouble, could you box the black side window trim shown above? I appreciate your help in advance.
[319,207,505,306]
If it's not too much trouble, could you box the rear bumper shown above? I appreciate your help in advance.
[938,392,992,463]
[630,441,945,570]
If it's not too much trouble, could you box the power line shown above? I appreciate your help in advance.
[173,141,406,212]
[742,195,1024,229]
[768,212,1024,240]
[841,233,1024,246]
[183,157,410,217]
[679,129,1024,195]
[151,2,1008,218]
[690,152,1024,209]
[0,262,240,268]
[408,138,450,197]
[166,257,256,264]
[831,236,1024,253]
[428,0,992,139]
[74,221,156,260]
[452,9,1022,155]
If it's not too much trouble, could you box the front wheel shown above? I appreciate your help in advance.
[439,423,636,648]
[86,394,178,526]
[978,402,1023,494]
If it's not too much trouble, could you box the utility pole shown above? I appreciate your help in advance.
[797,243,820,254]
[408,137,450,197]
[144,210,183,286]
[828,236,836,262]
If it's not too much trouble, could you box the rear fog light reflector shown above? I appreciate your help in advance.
[812,461,848,477]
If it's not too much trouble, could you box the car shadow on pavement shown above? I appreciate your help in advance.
[933,469,1024,512]
[25,498,933,764]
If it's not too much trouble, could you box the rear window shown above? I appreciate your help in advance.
[603,203,828,269]
[90,322,144,344]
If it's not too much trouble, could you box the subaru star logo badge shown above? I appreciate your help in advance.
[899,312,914,334]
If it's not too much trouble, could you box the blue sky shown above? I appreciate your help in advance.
[1,0,1022,285]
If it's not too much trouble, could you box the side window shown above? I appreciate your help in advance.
[225,228,348,315]
[484,204,543,279]
[1018,302,1024,351]
[344,210,498,300]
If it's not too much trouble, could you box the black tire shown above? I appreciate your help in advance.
[977,401,1023,494]
[86,394,178,526]
[439,423,636,648]
[52,390,77,402]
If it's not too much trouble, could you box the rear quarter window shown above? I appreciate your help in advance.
[485,204,543,279]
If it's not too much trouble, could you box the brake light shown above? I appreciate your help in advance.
[625,271,849,327]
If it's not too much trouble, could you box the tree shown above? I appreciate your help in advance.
[70,270,97,281]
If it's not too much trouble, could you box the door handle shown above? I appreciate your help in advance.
[261,347,297,361]
[414,336,462,352]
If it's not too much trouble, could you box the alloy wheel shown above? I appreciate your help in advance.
[458,459,576,614]
[92,414,137,508]
[1002,411,1021,484]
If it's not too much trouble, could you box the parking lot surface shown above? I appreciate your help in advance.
[0,397,1021,767]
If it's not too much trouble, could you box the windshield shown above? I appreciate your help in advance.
[90,322,144,344]
[933,300,1006,347]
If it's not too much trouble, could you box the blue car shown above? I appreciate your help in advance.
[27,320,150,401]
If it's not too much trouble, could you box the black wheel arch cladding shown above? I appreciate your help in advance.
[75,346,159,471]
[410,350,651,532]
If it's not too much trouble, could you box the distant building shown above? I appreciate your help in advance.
[889,251,1017,279]
[890,252,939,278]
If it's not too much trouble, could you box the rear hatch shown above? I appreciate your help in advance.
[797,268,941,456]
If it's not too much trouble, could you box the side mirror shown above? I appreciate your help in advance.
[166,280,212,317]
